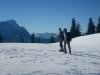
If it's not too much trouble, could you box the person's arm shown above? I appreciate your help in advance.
[53,33,61,40]
[53,33,59,37]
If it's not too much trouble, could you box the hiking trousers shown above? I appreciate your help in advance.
[59,38,64,50]
[64,40,71,54]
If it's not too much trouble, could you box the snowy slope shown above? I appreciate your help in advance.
[0,33,100,75]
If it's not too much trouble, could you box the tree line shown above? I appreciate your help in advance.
[70,17,100,38]
[31,17,100,43]
[0,17,100,43]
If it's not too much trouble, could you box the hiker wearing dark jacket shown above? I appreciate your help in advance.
[63,28,71,54]
[58,28,64,51]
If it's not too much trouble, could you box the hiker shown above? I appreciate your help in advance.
[58,28,64,51]
[63,28,72,54]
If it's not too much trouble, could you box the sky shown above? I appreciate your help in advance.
[0,0,100,33]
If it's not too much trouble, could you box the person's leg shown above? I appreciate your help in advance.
[64,40,67,54]
[67,41,71,54]
[59,39,63,51]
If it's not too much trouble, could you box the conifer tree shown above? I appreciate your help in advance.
[70,18,77,38]
[50,34,55,43]
[0,34,3,43]
[76,22,81,37]
[96,17,100,33]
[31,32,36,43]
[87,17,95,35]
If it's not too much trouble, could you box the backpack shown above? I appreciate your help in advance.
[67,32,72,41]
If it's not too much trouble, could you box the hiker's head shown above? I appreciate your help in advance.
[59,28,62,31]
[64,28,67,32]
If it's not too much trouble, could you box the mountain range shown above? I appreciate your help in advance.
[0,20,57,43]
[0,20,31,42]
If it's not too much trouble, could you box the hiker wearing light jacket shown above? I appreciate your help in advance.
[63,28,72,54]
